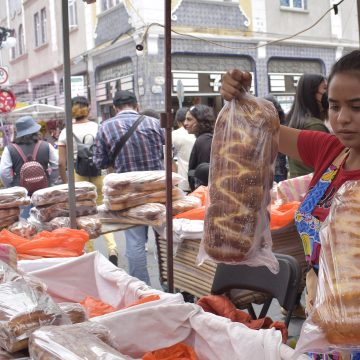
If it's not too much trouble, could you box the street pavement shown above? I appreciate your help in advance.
[93,229,305,344]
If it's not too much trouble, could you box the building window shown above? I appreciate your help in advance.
[40,8,47,44]
[18,24,25,55]
[11,30,16,59]
[69,0,78,27]
[34,12,40,47]
[35,8,47,47]
[280,0,306,9]
[101,0,120,11]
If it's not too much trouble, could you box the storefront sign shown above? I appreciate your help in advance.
[71,76,85,97]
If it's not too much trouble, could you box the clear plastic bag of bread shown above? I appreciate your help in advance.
[103,170,184,194]
[295,180,360,356]
[198,95,280,272]
[8,219,38,239]
[28,322,133,359]
[31,181,97,207]
[0,277,65,352]
[97,203,166,227]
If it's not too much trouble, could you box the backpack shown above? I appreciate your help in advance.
[73,134,101,177]
[12,141,49,195]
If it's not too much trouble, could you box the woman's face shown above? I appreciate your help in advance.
[328,72,360,151]
[315,80,327,106]
[184,111,198,134]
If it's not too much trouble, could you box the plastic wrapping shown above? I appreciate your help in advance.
[76,216,102,239]
[271,173,313,205]
[0,215,20,229]
[30,200,97,223]
[0,187,30,210]
[199,96,280,272]
[0,208,20,219]
[30,216,101,239]
[172,196,202,216]
[0,278,63,352]
[29,322,132,360]
[0,244,17,270]
[0,348,30,359]
[8,220,38,239]
[58,302,88,324]
[0,259,21,284]
[104,187,185,211]
[31,181,97,207]
[97,203,166,227]
[103,170,184,193]
[295,180,360,356]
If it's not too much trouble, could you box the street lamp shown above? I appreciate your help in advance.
[0,27,16,49]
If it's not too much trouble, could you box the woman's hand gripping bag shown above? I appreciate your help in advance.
[198,95,280,272]
[295,180,360,356]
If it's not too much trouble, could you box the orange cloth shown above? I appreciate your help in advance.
[197,295,288,343]
[173,206,205,220]
[80,296,116,318]
[0,228,88,258]
[188,186,208,206]
[270,201,300,230]
[142,342,199,360]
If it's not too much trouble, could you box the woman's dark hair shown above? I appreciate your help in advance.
[188,104,215,137]
[175,107,189,125]
[286,73,326,129]
[263,95,285,124]
[140,109,160,119]
[14,133,39,145]
[328,50,360,85]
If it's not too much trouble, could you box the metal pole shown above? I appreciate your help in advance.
[61,0,77,228]
[164,0,174,293]
[357,0,360,43]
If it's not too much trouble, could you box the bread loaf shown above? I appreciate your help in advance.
[31,182,97,206]
[203,97,279,262]
[29,322,128,360]
[103,170,183,193]
[58,302,88,324]
[104,187,184,211]
[0,279,62,352]
[312,180,360,345]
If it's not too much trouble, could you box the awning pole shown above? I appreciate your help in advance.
[164,0,174,293]
[61,0,77,228]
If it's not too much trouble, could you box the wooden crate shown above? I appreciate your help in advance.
[155,222,306,306]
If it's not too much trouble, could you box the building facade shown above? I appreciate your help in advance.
[0,0,359,119]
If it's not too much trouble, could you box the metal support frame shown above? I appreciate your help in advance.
[163,0,174,293]
[61,0,77,228]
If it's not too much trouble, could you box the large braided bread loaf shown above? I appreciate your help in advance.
[203,96,279,263]
[311,180,360,346]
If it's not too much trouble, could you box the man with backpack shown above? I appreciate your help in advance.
[0,116,59,218]
[94,90,165,285]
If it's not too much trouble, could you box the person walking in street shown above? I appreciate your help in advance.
[57,96,118,265]
[94,90,165,285]
[0,116,59,218]
[184,104,215,191]
[172,107,196,192]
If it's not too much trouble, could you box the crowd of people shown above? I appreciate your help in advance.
[0,49,359,352]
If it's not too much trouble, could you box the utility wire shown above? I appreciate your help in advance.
[137,0,346,51]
